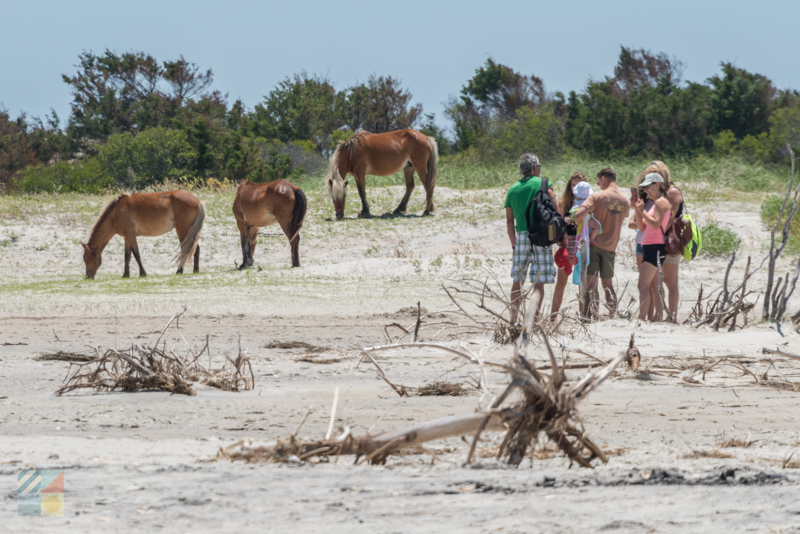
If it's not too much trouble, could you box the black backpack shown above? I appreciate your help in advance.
[524,178,567,247]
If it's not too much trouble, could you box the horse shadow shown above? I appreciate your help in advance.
[325,212,430,222]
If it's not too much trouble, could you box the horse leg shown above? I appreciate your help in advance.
[355,173,371,218]
[123,243,132,278]
[291,234,300,267]
[394,164,415,214]
[247,227,259,266]
[237,220,251,270]
[193,244,200,273]
[129,236,146,277]
[413,157,435,215]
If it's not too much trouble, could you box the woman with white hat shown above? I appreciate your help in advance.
[633,173,671,321]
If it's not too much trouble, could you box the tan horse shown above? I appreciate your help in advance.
[325,129,438,219]
[232,179,307,268]
[82,190,205,279]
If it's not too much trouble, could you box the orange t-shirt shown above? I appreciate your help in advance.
[579,183,631,252]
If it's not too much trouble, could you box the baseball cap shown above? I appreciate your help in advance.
[638,173,664,187]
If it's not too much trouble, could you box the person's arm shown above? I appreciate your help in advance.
[506,207,516,248]
[628,211,639,229]
[667,186,682,220]
[548,188,561,216]
[640,198,670,230]
[566,196,592,225]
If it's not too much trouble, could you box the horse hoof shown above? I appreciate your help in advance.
[358,211,371,219]
[335,212,344,220]
[393,208,406,215]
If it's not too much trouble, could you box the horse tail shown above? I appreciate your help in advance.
[175,201,205,269]
[289,187,307,243]
[325,143,346,201]
[426,136,439,190]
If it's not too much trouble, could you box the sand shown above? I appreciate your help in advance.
[1,186,799,533]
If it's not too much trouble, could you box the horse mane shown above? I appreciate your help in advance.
[345,130,369,150]
[325,131,371,200]
[88,194,128,244]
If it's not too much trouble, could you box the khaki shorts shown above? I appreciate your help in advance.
[664,253,682,265]
[587,245,615,279]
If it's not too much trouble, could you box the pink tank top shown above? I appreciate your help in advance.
[641,204,669,245]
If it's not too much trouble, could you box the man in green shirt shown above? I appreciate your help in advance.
[504,153,558,320]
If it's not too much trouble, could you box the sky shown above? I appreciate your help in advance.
[2,0,800,133]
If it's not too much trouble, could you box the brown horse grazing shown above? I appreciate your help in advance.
[82,191,205,279]
[325,129,438,219]
[232,179,307,268]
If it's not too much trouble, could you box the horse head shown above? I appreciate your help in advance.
[326,177,348,220]
[82,242,101,279]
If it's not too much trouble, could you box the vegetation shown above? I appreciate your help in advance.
[698,222,740,257]
[761,195,800,254]
[2,46,800,194]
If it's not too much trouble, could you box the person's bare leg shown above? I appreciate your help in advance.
[601,277,617,314]
[662,262,679,322]
[638,262,659,321]
[510,280,522,323]
[533,282,546,318]
[586,274,600,318]
[650,276,663,321]
[550,268,568,318]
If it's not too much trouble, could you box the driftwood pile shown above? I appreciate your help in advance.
[687,246,760,331]
[55,310,254,396]
[217,294,625,467]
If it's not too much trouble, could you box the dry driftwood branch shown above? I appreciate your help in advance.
[764,145,800,321]
[225,291,626,468]
[690,253,759,330]
[55,310,254,396]
[762,347,800,361]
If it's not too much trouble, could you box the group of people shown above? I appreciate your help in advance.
[504,153,685,322]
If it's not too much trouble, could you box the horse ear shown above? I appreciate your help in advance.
[81,242,89,251]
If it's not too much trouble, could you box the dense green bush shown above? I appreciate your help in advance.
[472,108,564,163]
[761,195,800,254]
[14,159,113,193]
[699,222,739,257]
[96,128,196,189]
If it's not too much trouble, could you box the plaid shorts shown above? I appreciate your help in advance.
[512,231,556,284]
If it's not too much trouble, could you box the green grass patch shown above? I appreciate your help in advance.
[760,195,800,254]
[699,222,739,257]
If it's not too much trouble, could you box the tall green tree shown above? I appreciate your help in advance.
[62,50,214,146]
[0,108,65,187]
[445,59,549,152]
[252,73,342,155]
[341,75,422,133]
[708,63,776,139]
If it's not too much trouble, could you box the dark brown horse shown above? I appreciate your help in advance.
[232,179,307,268]
[82,190,205,279]
[325,129,438,219]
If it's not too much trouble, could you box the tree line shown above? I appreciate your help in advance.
[2,47,799,192]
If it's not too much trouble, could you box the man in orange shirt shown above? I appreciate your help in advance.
[569,167,630,316]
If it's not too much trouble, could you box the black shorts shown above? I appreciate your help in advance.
[642,244,666,267]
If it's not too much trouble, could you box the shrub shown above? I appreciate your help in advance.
[14,158,113,193]
[472,107,564,163]
[699,222,739,257]
[761,195,800,254]
[96,128,196,189]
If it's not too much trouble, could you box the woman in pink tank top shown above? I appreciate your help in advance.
[633,173,671,321]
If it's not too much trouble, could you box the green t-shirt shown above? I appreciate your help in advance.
[504,175,542,232]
